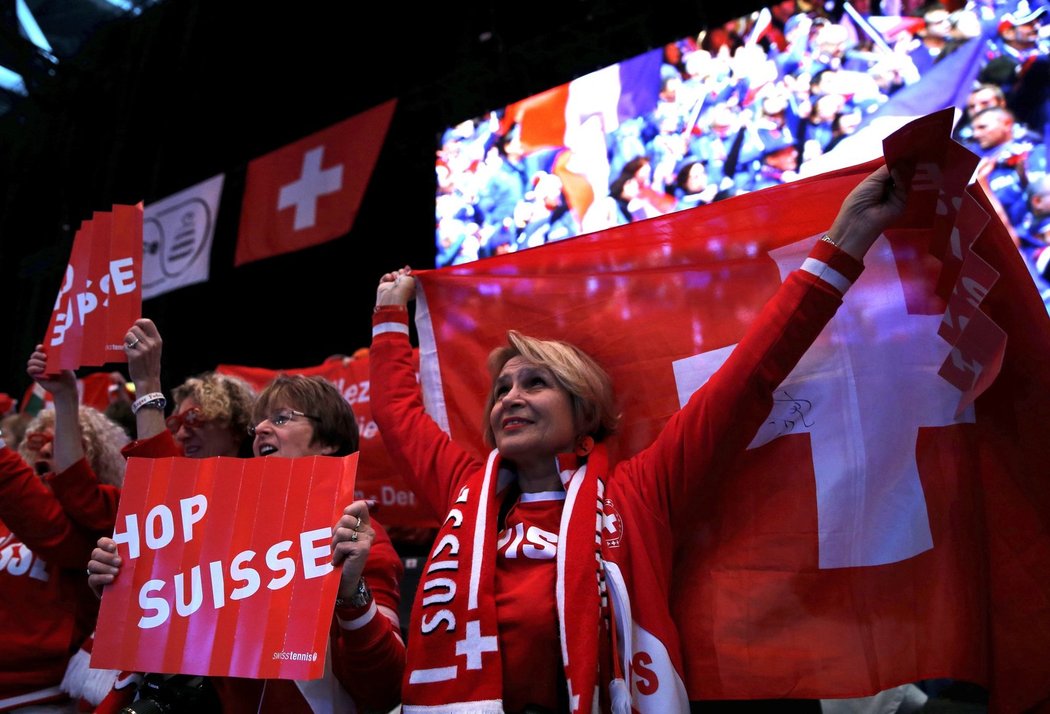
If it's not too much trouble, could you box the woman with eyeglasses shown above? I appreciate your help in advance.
[0,349,128,711]
[87,323,406,714]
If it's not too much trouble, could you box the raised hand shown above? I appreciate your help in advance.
[375,266,417,309]
[124,318,164,393]
[86,537,122,599]
[332,500,376,603]
[26,345,77,398]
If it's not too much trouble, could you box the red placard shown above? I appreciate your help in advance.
[43,204,143,374]
[91,453,356,680]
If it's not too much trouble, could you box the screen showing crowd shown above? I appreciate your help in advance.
[433,1,1017,268]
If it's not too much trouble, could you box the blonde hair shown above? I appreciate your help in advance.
[173,372,256,438]
[483,330,619,448]
[21,407,130,487]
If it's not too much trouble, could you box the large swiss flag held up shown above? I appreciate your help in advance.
[235,99,396,266]
[409,111,1050,711]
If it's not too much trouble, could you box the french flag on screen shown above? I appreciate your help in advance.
[505,48,664,153]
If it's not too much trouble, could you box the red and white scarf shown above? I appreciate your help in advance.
[403,448,627,713]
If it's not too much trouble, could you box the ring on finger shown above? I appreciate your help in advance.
[125,337,140,349]
[353,516,362,531]
[350,531,359,542]
[86,568,92,576]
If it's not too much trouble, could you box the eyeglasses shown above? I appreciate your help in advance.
[24,431,53,452]
[166,407,208,433]
[247,409,318,437]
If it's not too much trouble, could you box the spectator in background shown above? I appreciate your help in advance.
[983,0,1048,69]
[477,129,531,254]
[648,108,691,195]
[678,48,737,128]
[744,132,800,191]
[1017,173,1050,253]
[690,103,747,187]
[1009,54,1050,142]
[799,92,847,159]
[90,331,406,714]
[823,106,865,153]
[0,411,32,452]
[968,106,1044,226]
[0,351,128,711]
[907,4,967,74]
[801,22,852,75]
[773,12,820,81]
[955,83,1010,143]
[583,157,671,231]
[513,171,581,248]
[672,159,718,209]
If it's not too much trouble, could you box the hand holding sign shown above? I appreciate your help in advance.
[87,537,120,598]
[26,345,77,400]
[124,318,164,393]
[332,500,376,601]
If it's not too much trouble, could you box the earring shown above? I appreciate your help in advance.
[575,435,594,457]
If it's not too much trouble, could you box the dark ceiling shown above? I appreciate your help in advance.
[1,0,768,399]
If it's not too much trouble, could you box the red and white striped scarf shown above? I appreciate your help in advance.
[402,448,625,713]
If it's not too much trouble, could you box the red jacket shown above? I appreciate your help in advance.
[0,448,105,710]
[371,241,861,712]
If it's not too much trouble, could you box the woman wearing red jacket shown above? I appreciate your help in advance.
[370,166,908,713]
[89,321,405,714]
[0,354,128,711]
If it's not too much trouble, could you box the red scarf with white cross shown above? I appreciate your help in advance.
[401,448,620,713]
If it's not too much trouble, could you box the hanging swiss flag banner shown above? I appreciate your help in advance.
[42,204,143,374]
[235,99,397,266]
[91,454,357,680]
[411,109,1050,711]
[216,353,439,530]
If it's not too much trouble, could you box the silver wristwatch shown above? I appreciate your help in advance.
[335,577,372,609]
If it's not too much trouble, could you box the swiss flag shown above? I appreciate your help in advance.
[235,99,396,266]
[409,112,1050,711]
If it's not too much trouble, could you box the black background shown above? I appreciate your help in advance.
[1,0,766,399]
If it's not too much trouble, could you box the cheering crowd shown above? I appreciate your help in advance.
[1,162,919,714]
[1,1,1049,713]
[436,0,1050,308]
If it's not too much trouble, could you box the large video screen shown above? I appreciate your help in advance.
[434,4,984,268]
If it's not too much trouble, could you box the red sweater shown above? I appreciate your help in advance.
[371,241,862,712]
[0,448,105,710]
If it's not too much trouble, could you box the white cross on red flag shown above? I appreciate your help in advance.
[409,110,1050,711]
[235,99,396,266]
[42,204,143,374]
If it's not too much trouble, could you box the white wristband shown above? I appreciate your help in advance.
[131,392,167,414]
